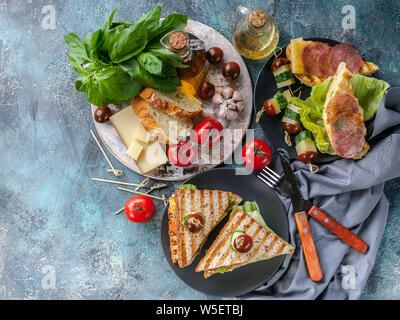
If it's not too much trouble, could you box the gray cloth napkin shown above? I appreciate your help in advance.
[236,87,400,300]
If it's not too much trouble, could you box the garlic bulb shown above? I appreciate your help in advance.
[212,87,244,121]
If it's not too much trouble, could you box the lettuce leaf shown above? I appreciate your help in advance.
[291,74,390,154]
[178,184,197,190]
[292,97,336,155]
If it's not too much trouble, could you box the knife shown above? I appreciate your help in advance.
[279,155,369,280]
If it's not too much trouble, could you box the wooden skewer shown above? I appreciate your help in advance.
[145,183,167,194]
[113,207,124,215]
[90,130,123,176]
[92,177,147,188]
[118,187,167,205]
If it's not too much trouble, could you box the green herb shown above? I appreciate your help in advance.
[63,6,188,106]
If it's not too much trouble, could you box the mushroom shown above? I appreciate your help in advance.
[212,87,244,121]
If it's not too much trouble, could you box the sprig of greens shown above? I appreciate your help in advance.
[63,6,188,107]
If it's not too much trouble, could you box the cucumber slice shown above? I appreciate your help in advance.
[230,230,246,252]
[272,64,291,77]
[283,108,301,122]
[282,89,293,104]
[276,78,296,88]
[295,130,314,145]
[287,103,301,113]
[273,91,287,109]
[269,98,281,115]
[295,139,317,156]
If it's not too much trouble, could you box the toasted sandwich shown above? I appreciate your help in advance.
[286,37,379,87]
[131,96,193,145]
[168,188,242,268]
[322,62,370,159]
[195,206,294,279]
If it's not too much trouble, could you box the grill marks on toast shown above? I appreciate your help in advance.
[169,189,242,268]
[196,209,294,278]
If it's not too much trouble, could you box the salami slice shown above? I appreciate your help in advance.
[329,43,363,73]
[325,94,366,158]
[316,46,335,78]
[301,42,330,76]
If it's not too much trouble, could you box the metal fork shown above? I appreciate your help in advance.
[257,166,294,198]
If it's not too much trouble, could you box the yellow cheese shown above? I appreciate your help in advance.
[126,140,144,161]
[109,106,146,148]
[287,38,312,75]
[136,140,168,173]
[134,126,154,144]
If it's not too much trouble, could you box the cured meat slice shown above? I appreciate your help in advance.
[324,93,366,158]
[316,46,335,78]
[301,42,330,76]
[329,43,363,73]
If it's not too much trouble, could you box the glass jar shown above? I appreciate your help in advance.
[232,6,279,60]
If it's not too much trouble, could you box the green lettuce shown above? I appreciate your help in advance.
[178,184,197,190]
[292,75,390,154]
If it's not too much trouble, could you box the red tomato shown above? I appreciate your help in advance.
[271,57,289,72]
[194,119,223,148]
[242,139,273,171]
[168,139,198,167]
[124,195,155,223]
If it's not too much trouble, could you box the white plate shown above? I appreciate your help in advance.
[92,20,253,181]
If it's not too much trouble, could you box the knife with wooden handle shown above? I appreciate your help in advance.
[295,211,323,281]
[308,205,368,254]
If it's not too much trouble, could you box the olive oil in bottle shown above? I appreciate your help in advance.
[232,6,279,60]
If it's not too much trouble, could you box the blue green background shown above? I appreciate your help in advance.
[0,0,399,299]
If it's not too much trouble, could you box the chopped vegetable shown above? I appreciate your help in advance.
[273,64,295,88]
[273,91,288,109]
[295,130,318,164]
[179,184,198,190]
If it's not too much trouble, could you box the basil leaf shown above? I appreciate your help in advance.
[86,77,103,107]
[64,33,90,64]
[155,13,188,38]
[138,52,163,76]
[133,63,181,93]
[119,58,138,79]
[135,6,162,40]
[107,23,148,63]
[149,48,188,68]
[95,67,142,102]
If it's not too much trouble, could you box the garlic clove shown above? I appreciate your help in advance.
[201,108,215,118]
[232,90,242,102]
[235,101,244,112]
[226,109,238,120]
[212,92,224,105]
[220,86,234,99]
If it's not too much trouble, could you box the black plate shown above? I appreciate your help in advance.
[160,168,291,297]
[254,38,375,164]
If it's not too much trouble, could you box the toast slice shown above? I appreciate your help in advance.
[131,96,193,145]
[286,37,379,87]
[322,62,370,159]
[195,209,294,279]
[139,85,202,120]
[168,189,242,268]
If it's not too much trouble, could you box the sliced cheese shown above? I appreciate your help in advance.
[286,38,312,75]
[136,140,168,173]
[110,106,146,148]
[126,140,144,161]
[296,139,317,155]
[134,126,154,144]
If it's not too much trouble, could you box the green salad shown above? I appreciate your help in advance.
[63,6,188,107]
[291,75,390,155]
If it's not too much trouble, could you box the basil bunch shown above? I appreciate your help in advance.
[63,6,188,107]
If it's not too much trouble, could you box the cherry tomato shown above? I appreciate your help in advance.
[206,47,224,64]
[263,99,279,116]
[222,62,240,80]
[298,151,318,164]
[168,139,198,167]
[194,119,224,148]
[124,195,155,223]
[234,234,253,253]
[271,57,289,73]
[94,105,112,123]
[283,122,302,135]
[184,213,205,233]
[242,139,272,171]
[197,81,215,100]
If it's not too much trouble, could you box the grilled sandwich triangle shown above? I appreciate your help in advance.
[168,189,242,268]
[195,209,294,279]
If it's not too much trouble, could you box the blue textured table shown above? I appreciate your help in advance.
[0,0,399,299]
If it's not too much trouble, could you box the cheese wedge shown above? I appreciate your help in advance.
[126,140,144,161]
[136,140,168,173]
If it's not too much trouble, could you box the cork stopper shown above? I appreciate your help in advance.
[169,31,187,51]
[249,9,267,28]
